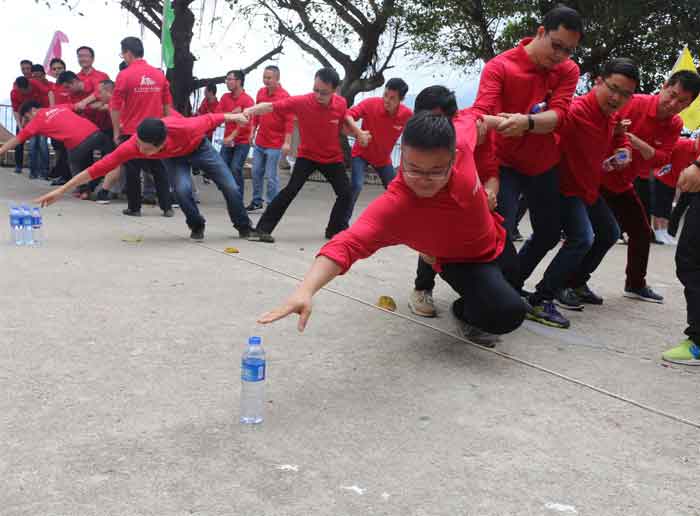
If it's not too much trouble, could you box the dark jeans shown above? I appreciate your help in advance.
[676,193,700,343]
[601,187,651,290]
[652,180,675,219]
[535,195,620,299]
[51,139,71,181]
[220,143,251,200]
[14,127,23,171]
[634,177,652,224]
[497,166,562,289]
[69,130,115,193]
[256,157,352,237]
[669,192,693,236]
[346,156,395,225]
[439,240,526,334]
[120,135,171,212]
[162,138,252,231]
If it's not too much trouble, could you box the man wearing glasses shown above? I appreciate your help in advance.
[599,70,700,304]
[243,67,370,243]
[255,112,527,343]
[470,5,583,329]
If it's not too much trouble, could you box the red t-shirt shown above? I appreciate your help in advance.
[654,137,699,188]
[110,59,171,135]
[77,68,110,90]
[274,93,348,164]
[216,90,255,144]
[10,79,51,110]
[558,91,630,206]
[348,97,413,168]
[319,110,506,273]
[197,97,219,139]
[471,38,580,176]
[254,86,294,149]
[600,94,684,193]
[87,113,225,179]
[16,106,99,150]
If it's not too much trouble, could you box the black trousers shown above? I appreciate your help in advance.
[68,130,114,193]
[634,177,653,224]
[256,157,351,236]
[669,192,693,236]
[439,240,526,335]
[120,135,171,212]
[676,193,700,343]
[51,139,71,181]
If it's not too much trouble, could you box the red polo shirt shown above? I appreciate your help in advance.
[471,38,579,176]
[654,137,699,188]
[319,109,506,273]
[11,79,51,110]
[197,97,219,139]
[87,113,225,179]
[348,97,413,168]
[16,106,99,150]
[77,68,110,90]
[601,94,684,193]
[216,90,255,144]
[254,86,294,149]
[110,59,171,135]
[558,91,630,206]
[273,93,348,164]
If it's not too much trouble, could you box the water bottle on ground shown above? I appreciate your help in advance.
[9,203,23,245]
[240,336,266,424]
[31,207,43,246]
[20,205,33,246]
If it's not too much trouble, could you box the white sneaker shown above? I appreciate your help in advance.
[408,289,436,317]
[661,229,677,246]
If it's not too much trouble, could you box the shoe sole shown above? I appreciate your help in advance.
[623,292,664,304]
[662,356,700,366]
[407,302,437,318]
[96,200,110,205]
[525,312,570,329]
[554,300,584,312]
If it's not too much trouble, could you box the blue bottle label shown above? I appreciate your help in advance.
[32,216,42,227]
[22,215,32,225]
[241,357,265,382]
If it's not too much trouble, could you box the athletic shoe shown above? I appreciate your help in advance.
[247,230,274,243]
[50,178,68,186]
[526,299,570,329]
[652,229,665,245]
[660,230,677,246]
[662,339,700,365]
[142,196,157,206]
[14,168,22,174]
[190,226,205,240]
[408,289,436,317]
[162,209,175,218]
[122,208,141,217]
[28,174,39,180]
[450,299,499,347]
[624,285,664,304]
[573,284,604,305]
[238,227,254,239]
[246,201,264,212]
[554,288,584,311]
[95,189,111,204]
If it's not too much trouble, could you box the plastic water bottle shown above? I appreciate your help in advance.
[31,207,43,246]
[530,101,548,114]
[240,336,266,424]
[20,205,33,246]
[602,149,631,172]
[656,164,672,177]
[9,204,23,245]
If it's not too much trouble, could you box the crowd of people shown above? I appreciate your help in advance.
[3,5,700,366]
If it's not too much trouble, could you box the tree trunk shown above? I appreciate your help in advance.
[167,0,196,115]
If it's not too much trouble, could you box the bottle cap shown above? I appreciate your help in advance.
[248,336,262,346]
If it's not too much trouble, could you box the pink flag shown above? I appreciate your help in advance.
[44,31,70,75]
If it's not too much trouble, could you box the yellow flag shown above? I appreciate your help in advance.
[671,46,700,130]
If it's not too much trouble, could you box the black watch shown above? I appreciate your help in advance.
[693,159,700,169]
[527,115,535,132]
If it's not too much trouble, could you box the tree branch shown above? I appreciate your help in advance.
[192,45,284,89]
[120,1,162,37]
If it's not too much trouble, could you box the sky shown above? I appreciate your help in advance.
[0,0,480,109]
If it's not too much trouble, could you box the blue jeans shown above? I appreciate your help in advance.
[163,138,252,231]
[346,156,395,224]
[29,135,49,178]
[535,195,620,299]
[251,145,282,205]
[220,143,251,200]
[497,166,562,289]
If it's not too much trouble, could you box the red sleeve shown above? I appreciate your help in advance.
[648,117,683,168]
[10,90,21,112]
[163,78,173,106]
[203,113,226,132]
[471,60,504,117]
[548,62,580,130]
[347,99,368,120]
[16,119,39,144]
[474,131,499,182]
[87,140,139,179]
[284,113,295,135]
[274,95,301,117]
[110,73,127,111]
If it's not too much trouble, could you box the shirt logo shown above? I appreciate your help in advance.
[393,125,404,130]
[330,119,339,125]
[135,74,161,93]
[44,107,64,121]
[140,75,157,86]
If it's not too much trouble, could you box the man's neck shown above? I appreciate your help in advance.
[523,39,550,70]
[81,66,94,75]
[230,88,243,98]
[266,85,278,95]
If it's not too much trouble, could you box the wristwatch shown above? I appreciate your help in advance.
[693,159,700,169]
[527,115,535,132]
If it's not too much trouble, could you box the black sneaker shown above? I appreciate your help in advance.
[142,196,157,206]
[96,189,110,204]
[162,209,175,218]
[573,284,604,305]
[554,288,584,311]
[245,201,264,212]
[190,226,205,240]
[450,299,500,347]
[526,299,571,329]
[238,226,253,238]
[51,177,68,186]
[512,228,523,242]
[122,208,142,217]
[247,230,274,243]
[624,286,664,304]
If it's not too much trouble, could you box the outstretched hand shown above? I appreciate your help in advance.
[257,291,313,332]
[34,187,66,207]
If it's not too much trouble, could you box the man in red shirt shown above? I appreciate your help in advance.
[665,138,700,238]
[243,68,369,243]
[197,82,219,140]
[110,37,173,217]
[216,69,256,200]
[525,58,637,329]
[344,78,413,226]
[10,76,51,179]
[246,65,295,212]
[76,46,110,90]
[256,112,526,344]
[471,5,583,327]
[35,113,255,241]
[599,71,700,303]
[29,64,57,181]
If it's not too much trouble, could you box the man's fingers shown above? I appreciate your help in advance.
[297,307,311,332]
[257,306,291,325]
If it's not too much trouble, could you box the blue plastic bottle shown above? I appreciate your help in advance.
[240,336,266,424]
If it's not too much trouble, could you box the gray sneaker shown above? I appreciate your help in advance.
[451,300,499,347]
[408,289,436,317]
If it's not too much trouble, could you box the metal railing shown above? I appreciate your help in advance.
[1,104,16,134]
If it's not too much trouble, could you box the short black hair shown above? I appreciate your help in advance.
[385,78,409,100]
[121,37,144,58]
[15,76,29,89]
[667,70,700,101]
[57,71,79,85]
[19,100,41,118]
[118,61,128,71]
[264,65,280,76]
[225,69,245,86]
[205,82,217,95]
[543,5,584,39]
[49,58,66,68]
[100,79,115,90]
[31,64,45,74]
[20,59,33,67]
[414,85,458,118]
[137,118,167,147]
[602,57,640,87]
[77,46,95,57]
[402,112,456,154]
[315,67,340,89]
